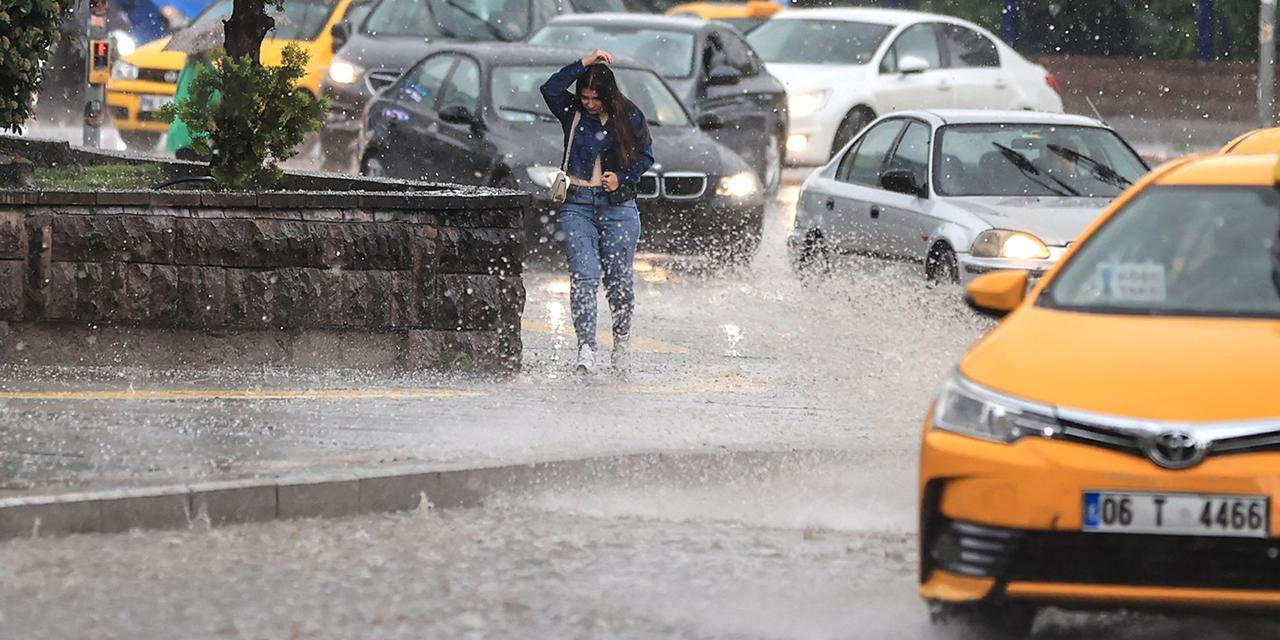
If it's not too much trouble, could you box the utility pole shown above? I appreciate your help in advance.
[83,0,110,148]
[1262,0,1276,126]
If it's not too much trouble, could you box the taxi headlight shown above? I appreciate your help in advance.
[525,165,560,188]
[716,171,759,198]
[931,375,1059,444]
[328,60,362,85]
[110,30,137,57]
[971,229,1051,260]
[788,90,830,119]
[112,61,139,81]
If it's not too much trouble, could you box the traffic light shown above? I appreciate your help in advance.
[88,39,110,84]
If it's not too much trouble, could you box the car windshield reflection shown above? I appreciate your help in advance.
[529,26,697,79]
[491,65,691,127]
[746,19,891,65]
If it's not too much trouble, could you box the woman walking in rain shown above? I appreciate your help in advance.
[541,49,655,376]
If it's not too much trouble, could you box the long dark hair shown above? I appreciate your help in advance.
[576,64,640,168]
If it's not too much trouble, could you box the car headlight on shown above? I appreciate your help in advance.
[109,30,137,57]
[328,59,363,85]
[787,90,830,119]
[931,374,1059,444]
[525,166,561,188]
[111,60,139,81]
[716,171,760,198]
[971,229,1051,260]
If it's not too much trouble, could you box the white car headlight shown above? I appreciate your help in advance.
[788,90,831,119]
[525,166,560,188]
[328,60,363,85]
[110,30,137,57]
[931,374,1059,444]
[111,60,139,81]
[971,229,1051,260]
[716,171,759,198]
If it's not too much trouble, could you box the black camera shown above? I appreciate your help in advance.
[607,184,636,206]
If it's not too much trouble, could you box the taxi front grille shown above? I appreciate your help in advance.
[1007,531,1280,591]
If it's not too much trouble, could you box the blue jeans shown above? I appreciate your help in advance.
[558,185,641,349]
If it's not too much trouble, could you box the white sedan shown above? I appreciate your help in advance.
[746,7,1064,165]
[788,110,1149,284]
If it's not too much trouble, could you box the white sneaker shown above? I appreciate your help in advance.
[611,334,631,375]
[575,344,595,374]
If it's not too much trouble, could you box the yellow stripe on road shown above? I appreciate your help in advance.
[0,388,485,401]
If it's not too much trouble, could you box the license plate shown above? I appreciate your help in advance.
[139,95,173,112]
[1083,491,1269,538]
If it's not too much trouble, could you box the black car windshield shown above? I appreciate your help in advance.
[363,0,530,40]
[570,0,628,10]
[934,124,1147,198]
[746,19,891,64]
[1041,186,1280,318]
[529,25,696,78]
[492,65,690,127]
[192,0,339,41]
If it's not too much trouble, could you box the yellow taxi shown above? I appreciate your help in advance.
[106,0,352,149]
[665,0,781,33]
[1221,127,1280,155]
[919,152,1280,634]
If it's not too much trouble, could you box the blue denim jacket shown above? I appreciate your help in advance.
[540,60,655,189]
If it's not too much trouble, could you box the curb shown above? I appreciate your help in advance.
[0,449,849,540]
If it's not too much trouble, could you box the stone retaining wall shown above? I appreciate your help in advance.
[0,189,528,373]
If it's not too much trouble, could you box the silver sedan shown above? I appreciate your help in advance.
[788,110,1149,284]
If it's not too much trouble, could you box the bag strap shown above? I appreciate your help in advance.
[560,110,582,172]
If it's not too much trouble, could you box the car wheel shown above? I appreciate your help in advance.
[926,243,960,285]
[759,131,783,194]
[361,153,387,178]
[830,107,875,160]
[790,228,831,278]
[119,130,161,151]
[929,601,1036,639]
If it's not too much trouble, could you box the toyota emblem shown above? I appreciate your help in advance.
[1146,430,1206,469]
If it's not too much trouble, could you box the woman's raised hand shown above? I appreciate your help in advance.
[581,49,615,67]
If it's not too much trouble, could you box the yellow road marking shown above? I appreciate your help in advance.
[521,318,691,354]
[0,388,484,401]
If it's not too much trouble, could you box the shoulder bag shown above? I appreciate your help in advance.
[549,110,581,205]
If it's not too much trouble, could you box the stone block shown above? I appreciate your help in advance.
[51,214,173,264]
[37,191,95,206]
[200,192,257,208]
[436,207,521,229]
[438,227,523,275]
[388,270,417,328]
[190,480,277,526]
[0,260,21,320]
[0,211,23,259]
[117,263,178,324]
[433,273,499,331]
[277,474,360,520]
[225,268,275,327]
[177,266,226,327]
[98,488,191,533]
[69,262,123,322]
[149,191,202,208]
[95,191,152,206]
[0,191,38,206]
[43,261,76,321]
[0,495,102,539]
[357,472,440,513]
[270,267,325,328]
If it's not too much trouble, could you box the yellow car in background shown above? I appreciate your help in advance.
[106,0,352,150]
[665,0,781,33]
[1221,126,1280,155]
[920,152,1280,635]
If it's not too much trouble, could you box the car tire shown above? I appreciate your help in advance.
[930,601,1036,639]
[759,131,783,194]
[925,243,960,285]
[119,130,161,151]
[790,228,831,278]
[830,107,875,160]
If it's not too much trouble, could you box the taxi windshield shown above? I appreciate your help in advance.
[1042,186,1280,318]
[935,124,1148,198]
[363,0,530,40]
[193,0,339,41]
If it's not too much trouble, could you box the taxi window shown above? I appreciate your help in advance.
[1043,186,1280,318]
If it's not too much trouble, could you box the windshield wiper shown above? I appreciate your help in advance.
[435,0,512,41]
[1047,144,1133,189]
[496,105,557,121]
[992,142,1080,197]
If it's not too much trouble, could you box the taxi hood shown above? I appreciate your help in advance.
[960,305,1280,423]
[947,196,1113,246]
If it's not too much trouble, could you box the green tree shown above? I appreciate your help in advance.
[173,45,325,190]
[0,0,77,132]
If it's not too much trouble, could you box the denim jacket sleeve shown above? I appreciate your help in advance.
[617,107,655,187]
[541,59,585,132]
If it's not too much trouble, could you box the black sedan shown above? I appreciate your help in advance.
[528,13,787,192]
[318,0,627,171]
[360,44,766,261]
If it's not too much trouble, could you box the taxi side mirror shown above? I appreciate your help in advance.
[965,270,1030,317]
[331,21,351,53]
